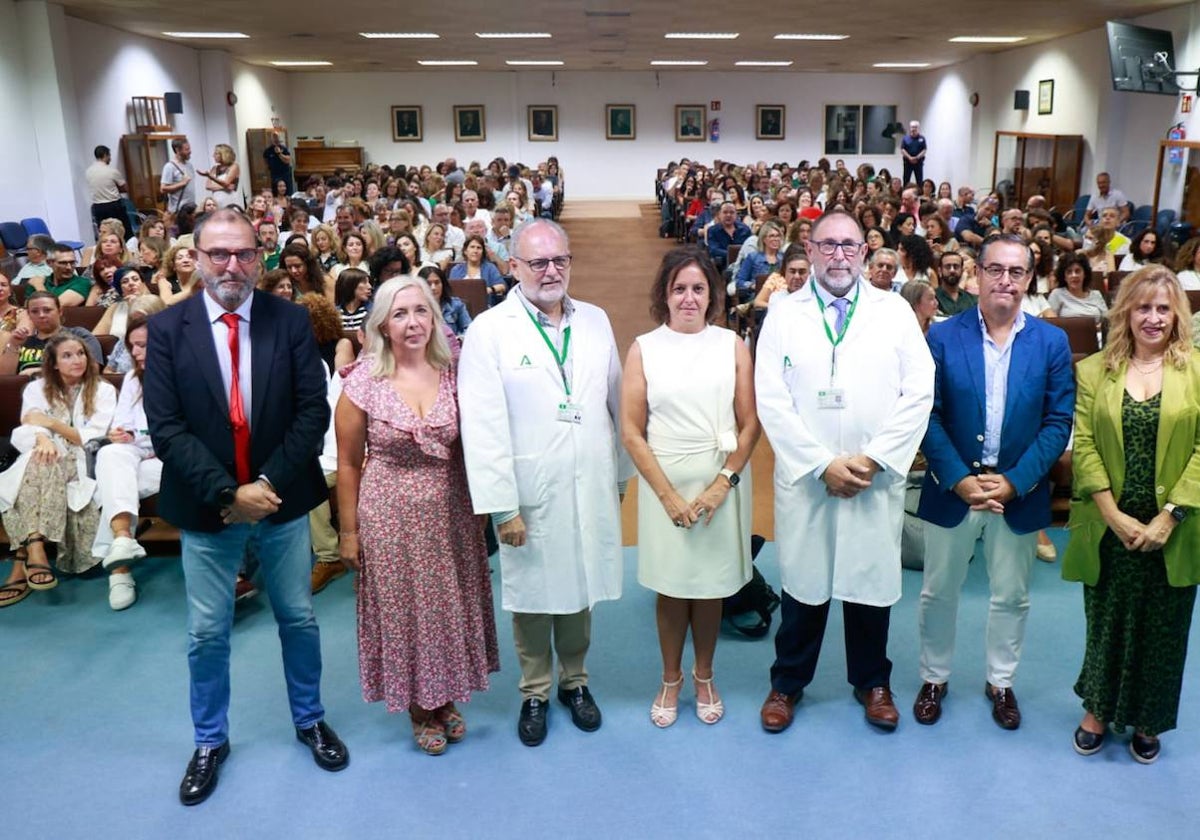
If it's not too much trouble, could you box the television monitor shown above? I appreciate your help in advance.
[1106,21,1180,95]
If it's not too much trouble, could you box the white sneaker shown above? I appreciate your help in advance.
[102,536,148,570]
[108,572,137,611]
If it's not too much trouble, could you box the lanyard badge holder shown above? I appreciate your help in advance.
[527,309,583,424]
[814,285,859,410]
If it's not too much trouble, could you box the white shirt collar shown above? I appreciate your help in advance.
[202,287,254,324]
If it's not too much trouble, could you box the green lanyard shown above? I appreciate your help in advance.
[526,308,572,396]
[813,283,860,380]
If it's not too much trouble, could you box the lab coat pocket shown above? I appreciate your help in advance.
[513,452,548,511]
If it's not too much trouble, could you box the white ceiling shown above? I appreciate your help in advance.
[58,0,1191,73]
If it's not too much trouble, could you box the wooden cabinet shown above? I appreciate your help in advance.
[246,127,288,196]
[294,145,364,180]
[120,133,186,213]
[991,132,1084,212]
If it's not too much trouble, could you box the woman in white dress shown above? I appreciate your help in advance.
[621,246,760,727]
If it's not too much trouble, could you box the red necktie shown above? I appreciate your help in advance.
[220,313,251,485]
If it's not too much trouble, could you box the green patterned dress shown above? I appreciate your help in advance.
[1074,390,1198,736]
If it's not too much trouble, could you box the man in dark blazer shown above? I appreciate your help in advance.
[144,208,348,807]
[914,233,1074,731]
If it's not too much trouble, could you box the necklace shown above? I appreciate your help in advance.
[1130,355,1164,374]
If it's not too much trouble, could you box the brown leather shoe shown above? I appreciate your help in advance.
[760,689,800,733]
[854,685,900,730]
[913,682,948,725]
[985,684,1021,730]
[311,560,348,594]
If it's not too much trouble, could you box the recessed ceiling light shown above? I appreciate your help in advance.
[665,33,739,40]
[163,32,249,39]
[505,60,564,66]
[873,62,931,68]
[359,32,440,39]
[735,60,794,67]
[270,60,332,66]
[475,32,552,39]
[650,60,709,66]
[949,35,1027,44]
[950,34,1027,43]
[774,33,849,41]
[417,60,479,66]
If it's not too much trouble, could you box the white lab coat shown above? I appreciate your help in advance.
[755,280,934,607]
[458,293,634,614]
[0,378,117,513]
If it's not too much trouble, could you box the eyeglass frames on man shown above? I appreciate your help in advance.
[196,248,261,266]
[810,240,863,257]
[514,255,572,274]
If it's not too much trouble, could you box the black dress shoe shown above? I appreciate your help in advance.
[518,698,548,746]
[1073,726,1105,756]
[913,682,948,726]
[1130,733,1161,764]
[296,721,349,771]
[179,742,230,806]
[985,684,1021,730]
[557,686,602,732]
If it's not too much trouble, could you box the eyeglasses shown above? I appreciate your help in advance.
[811,239,863,257]
[53,259,77,266]
[980,263,1029,282]
[514,254,572,274]
[196,247,261,266]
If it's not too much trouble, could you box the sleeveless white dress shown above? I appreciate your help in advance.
[635,324,752,598]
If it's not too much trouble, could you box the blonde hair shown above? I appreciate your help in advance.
[214,143,236,165]
[362,276,451,377]
[311,224,341,255]
[1104,265,1194,372]
[359,220,387,255]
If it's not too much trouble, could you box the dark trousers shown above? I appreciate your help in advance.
[770,591,893,695]
[902,160,924,188]
[91,199,125,233]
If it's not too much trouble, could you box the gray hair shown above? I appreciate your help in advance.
[25,234,55,253]
[870,247,899,265]
[511,218,568,260]
[362,275,451,377]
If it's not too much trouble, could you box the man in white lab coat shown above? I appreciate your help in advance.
[755,211,934,733]
[458,219,632,747]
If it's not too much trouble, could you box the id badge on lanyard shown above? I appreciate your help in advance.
[527,308,583,424]
[814,285,859,410]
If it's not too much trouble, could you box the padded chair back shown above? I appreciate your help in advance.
[1155,209,1177,237]
[62,305,106,331]
[1052,316,1102,359]
[19,217,51,238]
[0,222,27,253]
[449,278,488,318]
[1186,290,1200,316]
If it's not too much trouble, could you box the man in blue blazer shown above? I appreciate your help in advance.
[144,208,348,806]
[914,233,1074,730]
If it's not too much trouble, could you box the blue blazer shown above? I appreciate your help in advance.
[144,291,331,532]
[917,308,1075,534]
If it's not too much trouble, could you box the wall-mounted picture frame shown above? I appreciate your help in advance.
[824,104,860,155]
[756,105,785,140]
[1038,79,1054,115]
[528,105,558,141]
[606,104,636,140]
[454,105,486,142]
[390,106,423,142]
[860,104,899,155]
[675,104,706,142]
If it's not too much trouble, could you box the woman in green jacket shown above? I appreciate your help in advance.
[1063,266,1200,764]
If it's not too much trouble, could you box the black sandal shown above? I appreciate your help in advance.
[21,536,57,591]
[0,575,30,608]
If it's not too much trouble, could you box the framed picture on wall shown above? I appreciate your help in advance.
[1038,79,1054,115]
[606,104,636,140]
[454,105,486,142]
[528,105,558,141]
[756,105,785,140]
[860,104,898,154]
[390,106,423,142]
[824,104,860,155]
[675,104,707,142]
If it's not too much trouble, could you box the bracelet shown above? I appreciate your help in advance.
[339,530,358,538]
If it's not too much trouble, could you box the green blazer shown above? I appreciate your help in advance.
[1063,350,1200,587]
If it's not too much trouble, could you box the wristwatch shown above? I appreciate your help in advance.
[1165,503,1188,523]
[217,486,237,509]
[719,468,741,487]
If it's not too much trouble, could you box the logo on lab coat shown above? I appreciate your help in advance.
[520,355,532,366]
[783,355,793,369]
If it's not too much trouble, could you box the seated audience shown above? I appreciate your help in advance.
[0,291,103,375]
[29,243,92,306]
[335,267,372,331]
[13,234,56,286]
[297,292,355,375]
[449,235,506,305]
[1118,228,1162,272]
[420,265,471,336]
[0,273,20,330]
[900,280,938,334]
[281,242,330,299]
[0,333,117,607]
[1173,237,1200,290]
[1049,252,1108,320]
[156,243,200,305]
[333,231,371,280]
[259,268,295,300]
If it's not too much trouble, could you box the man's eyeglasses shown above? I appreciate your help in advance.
[196,247,261,266]
[980,263,1029,282]
[52,259,77,266]
[514,254,572,274]
[811,239,863,257]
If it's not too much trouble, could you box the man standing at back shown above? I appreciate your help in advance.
[86,145,126,233]
[901,121,928,187]
[458,219,632,747]
[144,208,348,807]
[755,211,934,734]
[161,138,195,216]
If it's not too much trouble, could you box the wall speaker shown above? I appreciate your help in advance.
[1013,90,1030,110]
[164,92,183,114]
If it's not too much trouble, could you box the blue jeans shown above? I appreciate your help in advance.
[181,516,324,747]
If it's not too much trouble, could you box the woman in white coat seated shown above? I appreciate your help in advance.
[91,312,162,610]
[0,333,116,607]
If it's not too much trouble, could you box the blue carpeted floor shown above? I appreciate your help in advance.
[3,528,1197,839]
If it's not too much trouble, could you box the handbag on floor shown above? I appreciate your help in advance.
[722,535,780,638]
